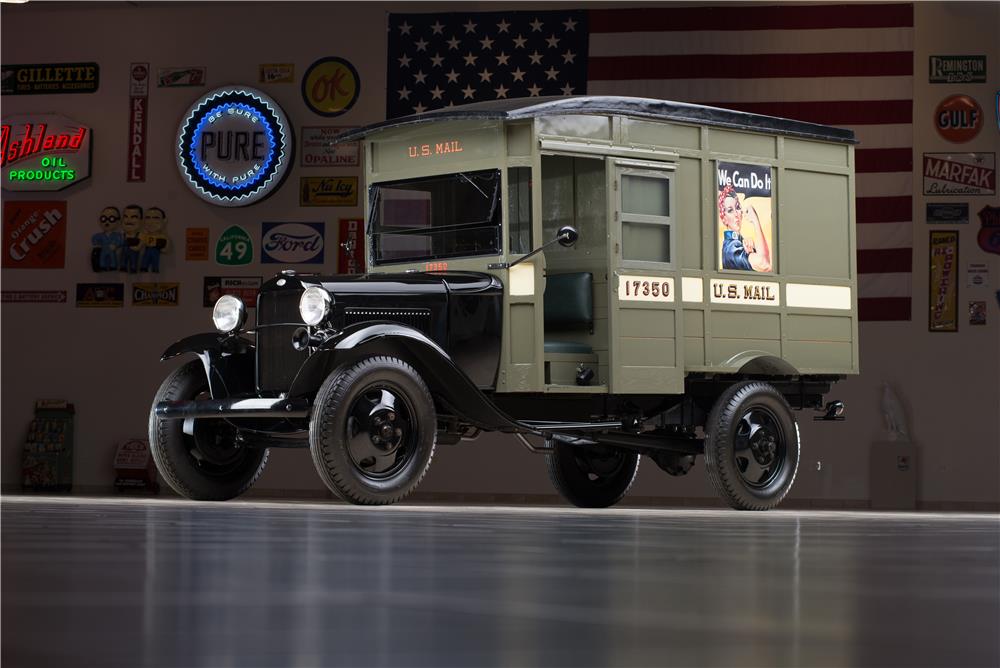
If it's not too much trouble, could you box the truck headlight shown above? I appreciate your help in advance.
[299,287,332,326]
[212,295,246,333]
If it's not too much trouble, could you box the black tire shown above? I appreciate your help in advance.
[703,381,800,511]
[309,356,436,505]
[546,443,639,508]
[148,360,269,501]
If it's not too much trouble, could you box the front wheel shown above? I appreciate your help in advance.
[148,360,269,500]
[309,356,436,505]
[703,381,800,510]
[546,443,639,508]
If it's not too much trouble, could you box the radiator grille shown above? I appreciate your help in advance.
[343,308,432,334]
[256,289,307,392]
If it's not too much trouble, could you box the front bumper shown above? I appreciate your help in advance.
[155,397,311,420]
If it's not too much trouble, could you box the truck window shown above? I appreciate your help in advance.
[508,167,532,255]
[369,169,501,265]
[621,172,672,264]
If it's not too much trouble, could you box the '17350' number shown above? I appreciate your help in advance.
[624,279,670,298]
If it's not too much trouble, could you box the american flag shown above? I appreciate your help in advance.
[387,4,914,321]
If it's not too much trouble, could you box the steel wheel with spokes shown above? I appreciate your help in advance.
[704,381,800,510]
[148,360,269,500]
[310,356,436,505]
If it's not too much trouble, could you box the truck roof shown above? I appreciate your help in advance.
[337,95,857,145]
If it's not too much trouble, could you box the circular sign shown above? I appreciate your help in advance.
[301,57,360,117]
[176,86,293,207]
[934,94,983,143]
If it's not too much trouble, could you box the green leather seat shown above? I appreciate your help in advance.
[543,272,594,355]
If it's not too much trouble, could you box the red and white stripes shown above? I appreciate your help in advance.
[587,3,914,321]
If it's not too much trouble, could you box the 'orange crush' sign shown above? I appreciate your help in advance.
[301,57,360,117]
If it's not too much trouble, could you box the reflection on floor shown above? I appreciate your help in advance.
[2,496,998,668]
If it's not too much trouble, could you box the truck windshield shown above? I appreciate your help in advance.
[368,169,501,265]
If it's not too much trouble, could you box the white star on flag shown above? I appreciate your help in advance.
[463,19,477,33]
[495,84,509,98]
[529,18,543,32]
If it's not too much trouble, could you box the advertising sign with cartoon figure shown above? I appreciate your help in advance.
[717,161,774,273]
[91,206,122,271]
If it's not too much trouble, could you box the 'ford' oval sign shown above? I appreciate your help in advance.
[261,222,325,264]
[177,86,293,207]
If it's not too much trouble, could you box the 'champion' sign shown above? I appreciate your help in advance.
[176,86,293,207]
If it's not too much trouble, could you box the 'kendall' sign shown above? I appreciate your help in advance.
[1,115,92,192]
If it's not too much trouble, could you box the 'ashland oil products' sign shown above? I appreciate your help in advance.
[1,115,92,192]
[176,86,293,207]
[1,62,99,95]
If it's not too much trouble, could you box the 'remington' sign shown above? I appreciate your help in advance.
[1,115,92,192]
[923,153,996,196]
[1,62,99,95]
[929,56,987,84]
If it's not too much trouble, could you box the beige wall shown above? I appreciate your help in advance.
[1,2,997,507]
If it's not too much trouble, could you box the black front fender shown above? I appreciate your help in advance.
[286,323,521,431]
[160,332,254,399]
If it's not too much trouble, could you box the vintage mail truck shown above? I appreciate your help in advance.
[151,97,858,510]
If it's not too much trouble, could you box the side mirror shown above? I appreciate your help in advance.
[507,225,581,268]
[557,225,579,247]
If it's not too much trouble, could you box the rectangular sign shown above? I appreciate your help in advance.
[185,227,210,261]
[926,202,969,224]
[157,67,206,87]
[259,63,294,84]
[617,275,674,302]
[966,262,989,288]
[127,63,150,183]
[300,176,358,207]
[338,218,365,274]
[1,290,67,303]
[929,56,987,84]
[1,62,99,95]
[929,231,959,332]
[710,278,780,306]
[203,276,262,307]
[717,161,774,273]
[300,126,360,167]
[2,201,66,268]
[969,301,986,325]
[132,282,179,306]
[75,283,124,308]
[923,153,995,196]
[1,115,93,192]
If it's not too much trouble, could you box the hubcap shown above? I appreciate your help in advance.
[733,407,785,488]
[346,385,414,479]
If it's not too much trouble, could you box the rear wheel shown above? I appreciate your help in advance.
[148,360,269,500]
[546,443,639,508]
[703,381,800,510]
[309,356,436,505]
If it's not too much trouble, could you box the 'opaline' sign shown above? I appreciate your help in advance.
[177,86,292,207]
[1,115,92,192]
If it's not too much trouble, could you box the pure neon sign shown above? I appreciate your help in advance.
[177,87,290,207]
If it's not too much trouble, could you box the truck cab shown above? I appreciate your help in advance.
[150,96,858,510]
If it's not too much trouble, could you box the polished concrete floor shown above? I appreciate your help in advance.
[2,497,998,668]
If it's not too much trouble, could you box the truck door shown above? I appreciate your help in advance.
[607,158,684,394]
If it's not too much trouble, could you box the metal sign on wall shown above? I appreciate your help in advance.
[1,62,99,95]
[176,86,293,207]
[1,115,92,192]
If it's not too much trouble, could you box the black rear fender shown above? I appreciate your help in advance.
[160,332,255,399]
[287,323,520,431]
